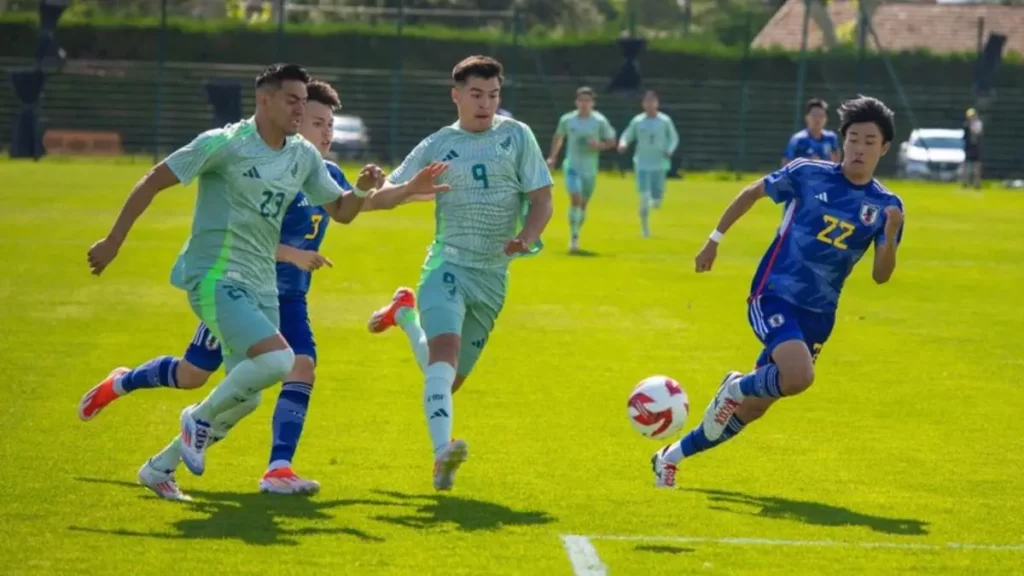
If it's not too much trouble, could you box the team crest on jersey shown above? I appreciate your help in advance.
[496,135,513,155]
[768,314,786,328]
[290,163,299,178]
[860,203,881,225]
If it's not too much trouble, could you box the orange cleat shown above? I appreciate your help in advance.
[78,367,129,421]
[367,287,416,334]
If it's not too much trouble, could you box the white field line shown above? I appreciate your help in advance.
[561,535,608,576]
[561,533,1024,575]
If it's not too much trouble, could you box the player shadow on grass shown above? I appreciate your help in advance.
[689,489,929,536]
[70,478,388,546]
[368,490,555,532]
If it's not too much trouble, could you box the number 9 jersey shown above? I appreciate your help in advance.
[750,158,905,313]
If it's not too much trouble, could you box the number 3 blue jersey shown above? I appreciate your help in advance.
[750,159,904,313]
[276,160,351,298]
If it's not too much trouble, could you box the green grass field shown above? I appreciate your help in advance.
[1,160,1023,575]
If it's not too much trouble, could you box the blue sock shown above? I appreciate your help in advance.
[668,415,747,463]
[738,363,783,398]
[269,381,313,467]
[115,356,179,394]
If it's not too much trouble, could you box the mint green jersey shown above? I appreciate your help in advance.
[555,110,616,176]
[388,115,553,270]
[620,112,680,172]
[165,117,344,296]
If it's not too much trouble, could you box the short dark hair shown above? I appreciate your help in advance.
[576,86,595,98]
[838,95,896,143]
[643,90,659,100]
[805,98,828,114]
[255,63,310,91]
[452,55,504,85]
[307,79,340,110]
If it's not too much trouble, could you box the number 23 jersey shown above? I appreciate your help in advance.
[750,159,905,313]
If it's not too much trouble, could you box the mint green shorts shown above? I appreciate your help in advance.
[417,261,508,377]
[187,281,280,372]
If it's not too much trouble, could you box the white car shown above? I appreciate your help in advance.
[897,128,965,181]
[329,114,369,160]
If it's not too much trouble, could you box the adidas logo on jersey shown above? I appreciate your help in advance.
[243,166,262,179]
[815,192,828,202]
[442,150,460,162]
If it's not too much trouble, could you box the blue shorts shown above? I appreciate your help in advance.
[748,294,835,368]
[184,296,316,373]
[636,169,667,200]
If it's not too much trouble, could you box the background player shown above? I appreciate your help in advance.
[651,96,905,488]
[782,98,840,166]
[85,63,447,490]
[79,79,384,498]
[366,55,553,492]
[617,90,680,237]
[547,87,615,252]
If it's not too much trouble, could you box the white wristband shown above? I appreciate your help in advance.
[709,229,725,243]
[352,186,370,198]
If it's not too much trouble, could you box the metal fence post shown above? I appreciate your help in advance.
[793,0,811,131]
[153,0,167,163]
[389,0,405,165]
[736,14,751,179]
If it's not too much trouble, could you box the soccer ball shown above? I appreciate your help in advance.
[627,375,689,440]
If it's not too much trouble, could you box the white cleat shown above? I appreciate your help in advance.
[179,405,213,476]
[569,237,580,253]
[701,371,745,442]
[137,460,192,502]
[259,467,321,495]
[651,447,677,489]
[433,439,469,492]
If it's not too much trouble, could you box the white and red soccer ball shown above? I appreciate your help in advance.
[627,375,689,440]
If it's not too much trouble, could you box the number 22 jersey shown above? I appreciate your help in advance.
[750,159,905,313]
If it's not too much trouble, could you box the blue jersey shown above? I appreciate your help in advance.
[784,129,840,162]
[750,159,904,313]
[276,161,350,298]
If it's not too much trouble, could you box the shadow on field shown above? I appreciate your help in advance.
[635,545,694,555]
[689,489,929,536]
[369,490,556,532]
[567,249,601,258]
[69,478,388,546]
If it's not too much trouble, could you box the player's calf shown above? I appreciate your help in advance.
[175,360,214,390]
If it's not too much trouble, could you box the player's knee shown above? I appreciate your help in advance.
[427,333,460,367]
[287,355,316,386]
[176,361,212,390]
[781,363,815,395]
[254,348,296,382]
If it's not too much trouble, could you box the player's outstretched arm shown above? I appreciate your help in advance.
[364,162,450,211]
[325,164,385,224]
[87,162,180,275]
[694,179,767,273]
[872,206,904,284]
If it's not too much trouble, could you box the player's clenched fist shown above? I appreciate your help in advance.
[883,206,904,238]
[694,240,718,273]
[87,236,122,276]
[356,164,385,192]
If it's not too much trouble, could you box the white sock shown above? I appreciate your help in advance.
[423,362,456,457]
[192,349,293,422]
[268,459,290,471]
[397,308,429,372]
[149,438,182,473]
